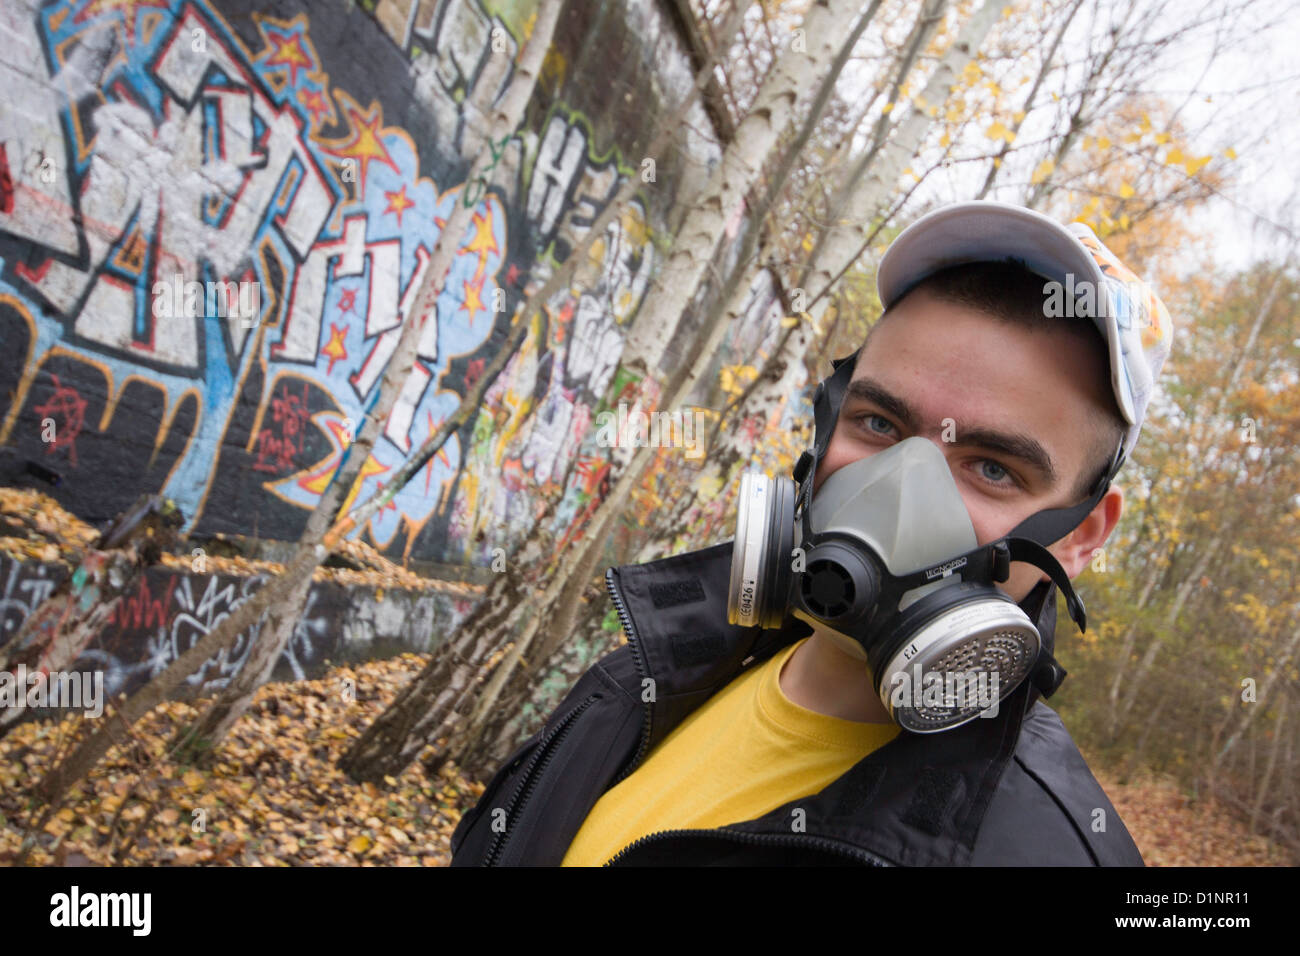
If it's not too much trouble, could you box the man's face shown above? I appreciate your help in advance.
[812,287,1124,603]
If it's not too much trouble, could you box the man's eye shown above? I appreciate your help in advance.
[978,459,1012,484]
[858,413,896,436]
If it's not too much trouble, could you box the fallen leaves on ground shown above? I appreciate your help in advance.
[0,487,478,595]
[0,652,1288,866]
[0,653,486,866]
[1093,767,1290,866]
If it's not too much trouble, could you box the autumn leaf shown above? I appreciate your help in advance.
[985,121,1015,143]
[348,834,372,854]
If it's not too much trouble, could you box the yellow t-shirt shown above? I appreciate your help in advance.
[560,636,901,866]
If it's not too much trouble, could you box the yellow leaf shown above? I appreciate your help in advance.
[1139,112,1152,131]
[1119,182,1134,199]
[780,314,799,328]
[1165,147,1186,166]
[1030,158,1055,184]
[1013,110,1026,123]
[1224,146,1238,160]
[1096,136,1111,150]
[939,130,951,147]
[1184,154,1211,176]
[1154,132,1170,144]
[348,834,372,854]
[985,121,1014,143]
[881,102,894,114]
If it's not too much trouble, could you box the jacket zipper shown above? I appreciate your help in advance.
[603,827,896,867]
[481,692,600,866]
[605,567,653,787]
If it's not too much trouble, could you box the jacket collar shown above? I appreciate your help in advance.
[606,540,1060,864]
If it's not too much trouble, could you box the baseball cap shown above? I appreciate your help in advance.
[876,200,1174,466]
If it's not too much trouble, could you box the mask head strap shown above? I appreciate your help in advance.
[793,347,861,489]
[1006,438,1125,548]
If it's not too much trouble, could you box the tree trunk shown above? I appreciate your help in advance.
[619,0,876,381]
[1249,689,1289,834]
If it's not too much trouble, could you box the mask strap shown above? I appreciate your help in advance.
[793,348,861,488]
[1006,439,1125,547]
[1005,537,1087,632]
[1020,579,1068,700]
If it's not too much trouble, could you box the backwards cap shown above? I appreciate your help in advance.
[876,200,1174,466]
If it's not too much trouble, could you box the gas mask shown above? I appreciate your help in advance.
[726,349,1122,733]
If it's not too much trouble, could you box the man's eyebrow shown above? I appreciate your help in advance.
[844,376,1058,485]
[953,427,1057,486]
[845,378,919,430]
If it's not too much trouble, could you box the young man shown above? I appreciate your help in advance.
[450,200,1173,866]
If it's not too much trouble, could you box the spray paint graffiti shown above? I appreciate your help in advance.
[0,0,730,568]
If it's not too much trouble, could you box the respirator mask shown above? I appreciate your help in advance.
[727,349,1123,733]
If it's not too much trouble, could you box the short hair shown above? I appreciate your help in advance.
[867,260,1125,502]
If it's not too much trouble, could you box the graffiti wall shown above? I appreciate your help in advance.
[0,553,475,708]
[0,0,745,566]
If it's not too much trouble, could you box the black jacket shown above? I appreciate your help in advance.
[450,541,1145,866]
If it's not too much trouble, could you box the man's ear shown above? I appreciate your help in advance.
[1050,484,1124,578]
